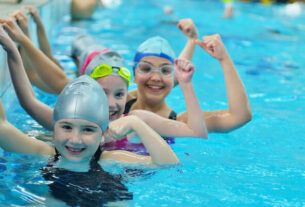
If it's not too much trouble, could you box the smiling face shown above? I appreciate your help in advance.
[134,56,174,105]
[54,119,103,162]
[95,76,128,122]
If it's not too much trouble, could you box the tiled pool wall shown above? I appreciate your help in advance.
[0,0,70,111]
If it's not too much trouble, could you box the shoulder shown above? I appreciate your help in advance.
[127,89,138,101]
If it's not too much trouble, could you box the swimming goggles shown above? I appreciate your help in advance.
[89,64,131,84]
[135,62,174,77]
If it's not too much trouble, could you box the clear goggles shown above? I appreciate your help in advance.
[135,62,174,77]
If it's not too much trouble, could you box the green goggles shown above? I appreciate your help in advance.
[89,64,131,84]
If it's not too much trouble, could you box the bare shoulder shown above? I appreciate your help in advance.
[127,89,138,101]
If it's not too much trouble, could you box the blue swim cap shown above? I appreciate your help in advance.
[133,36,176,68]
[53,75,109,132]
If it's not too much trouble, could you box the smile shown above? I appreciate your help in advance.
[65,146,86,155]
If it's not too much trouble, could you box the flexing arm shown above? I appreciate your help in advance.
[177,18,198,61]
[178,34,252,133]
[103,115,179,166]
[174,58,208,137]
[0,23,54,130]
[0,18,70,94]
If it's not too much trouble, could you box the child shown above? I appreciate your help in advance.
[0,22,207,147]
[0,36,179,203]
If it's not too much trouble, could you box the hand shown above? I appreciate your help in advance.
[0,26,17,53]
[0,18,27,43]
[9,10,30,37]
[22,6,42,25]
[174,58,195,83]
[107,116,135,141]
[196,34,229,61]
[177,18,198,39]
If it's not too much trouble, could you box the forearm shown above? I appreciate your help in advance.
[36,21,52,57]
[178,38,197,61]
[19,37,70,94]
[7,45,54,130]
[131,116,179,165]
[220,55,252,123]
[180,82,208,138]
[131,110,203,138]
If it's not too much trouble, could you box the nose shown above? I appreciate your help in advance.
[150,71,162,81]
[69,129,82,145]
[107,94,116,108]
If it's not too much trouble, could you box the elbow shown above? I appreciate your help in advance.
[199,131,208,139]
[243,108,253,124]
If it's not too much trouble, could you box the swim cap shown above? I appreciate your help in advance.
[53,75,109,132]
[133,36,176,67]
[71,34,108,70]
[84,50,128,82]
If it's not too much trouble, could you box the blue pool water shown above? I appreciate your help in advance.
[1,0,305,206]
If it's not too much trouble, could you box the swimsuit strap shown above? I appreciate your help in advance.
[124,98,177,120]
[124,98,137,114]
[168,110,177,120]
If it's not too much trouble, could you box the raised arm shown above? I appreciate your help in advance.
[23,6,63,68]
[103,115,179,166]
[185,34,252,133]
[0,18,70,94]
[0,23,54,130]
[177,18,198,61]
[0,28,54,155]
[174,58,208,137]
[9,10,57,93]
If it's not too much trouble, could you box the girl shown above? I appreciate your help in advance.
[0,15,250,133]
[0,20,207,142]
[127,34,252,132]
[0,33,179,203]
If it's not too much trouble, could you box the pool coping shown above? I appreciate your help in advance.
[0,0,70,111]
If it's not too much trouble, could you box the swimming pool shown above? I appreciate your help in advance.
[1,0,305,206]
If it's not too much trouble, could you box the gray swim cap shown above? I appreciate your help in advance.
[53,75,109,132]
[84,50,125,76]
[71,34,107,70]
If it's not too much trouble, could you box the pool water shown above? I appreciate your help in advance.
[1,0,305,206]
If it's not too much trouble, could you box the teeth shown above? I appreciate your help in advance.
[149,86,162,89]
[67,147,84,152]
[109,111,116,116]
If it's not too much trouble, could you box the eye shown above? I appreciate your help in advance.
[61,124,72,130]
[115,91,126,99]
[83,127,95,133]
[160,65,173,76]
[138,63,152,74]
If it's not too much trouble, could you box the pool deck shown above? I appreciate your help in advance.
[0,0,49,18]
[0,0,70,111]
